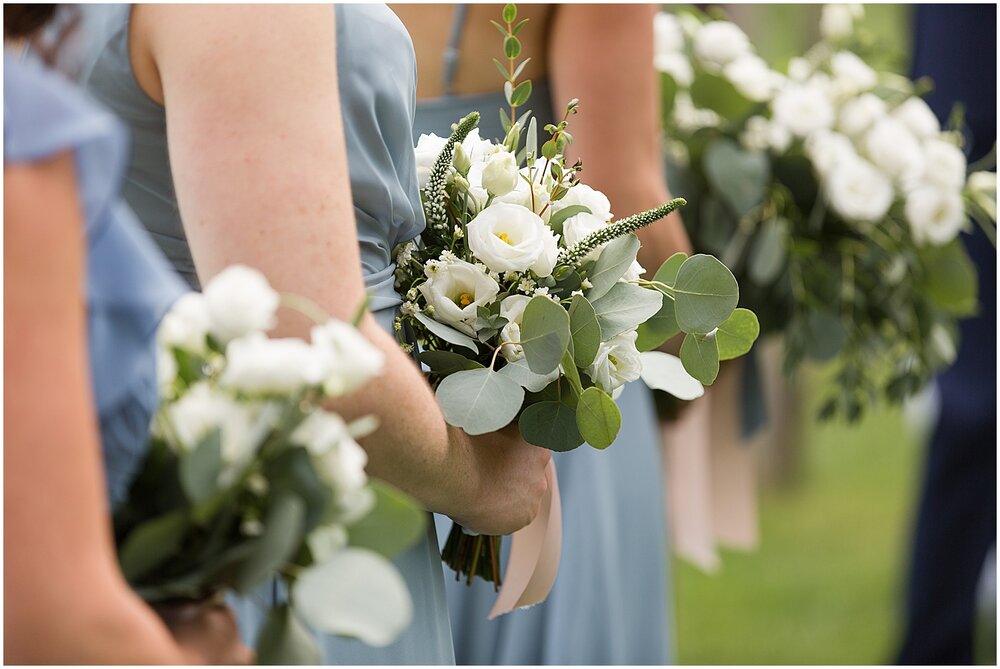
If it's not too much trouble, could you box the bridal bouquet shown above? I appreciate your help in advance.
[395,4,759,587]
[114,266,425,664]
[654,5,996,420]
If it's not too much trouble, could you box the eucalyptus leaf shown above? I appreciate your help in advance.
[547,205,591,236]
[568,295,601,367]
[418,350,485,376]
[715,308,760,361]
[690,72,756,121]
[436,368,525,435]
[518,401,585,452]
[413,312,479,353]
[497,356,555,392]
[576,386,621,450]
[748,219,789,285]
[591,282,663,340]
[510,80,532,107]
[803,311,846,362]
[635,297,679,352]
[347,480,426,560]
[703,138,770,217]
[672,254,739,335]
[268,447,331,533]
[179,429,222,505]
[586,234,641,300]
[639,351,704,400]
[520,296,572,374]
[919,240,979,316]
[679,332,720,384]
[232,493,305,593]
[119,511,188,583]
[654,252,688,287]
[256,605,322,665]
[560,350,583,398]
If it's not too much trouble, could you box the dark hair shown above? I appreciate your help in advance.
[4,4,57,39]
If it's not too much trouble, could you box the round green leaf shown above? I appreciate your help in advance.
[547,204,591,236]
[679,332,720,385]
[591,282,663,340]
[586,234,641,301]
[413,312,479,353]
[497,357,557,392]
[256,605,322,665]
[715,308,760,361]
[919,240,979,316]
[672,254,739,335]
[119,511,189,583]
[418,350,485,375]
[576,387,622,450]
[502,3,517,22]
[436,368,525,435]
[654,252,688,287]
[748,219,789,285]
[347,480,426,560]
[568,295,601,367]
[638,351,704,400]
[510,80,532,107]
[703,138,770,217]
[518,401,585,452]
[233,493,306,593]
[520,296,572,374]
[635,298,679,352]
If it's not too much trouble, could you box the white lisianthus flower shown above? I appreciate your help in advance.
[498,294,531,362]
[166,381,263,465]
[310,320,385,396]
[805,129,858,179]
[905,187,966,245]
[820,4,864,41]
[968,171,997,219]
[202,265,280,344]
[693,21,751,68]
[158,292,211,353]
[830,51,877,95]
[826,156,895,223]
[724,54,776,102]
[418,259,500,336]
[562,212,607,261]
[587,331,643,394]
[414,133,448,189]
[654,12,685,54]
[892,97,941,139]
[919,138,967,191]
[654,51,694,87]
[837,93,887,138]
[621,259,646,283]
[480,151,520,197]
[864,117,925,184]
[460,129,497,165]
[772,82,835,137]
[554,183,613,221]
[467,202,560,275]
[221,333,326,394]
[496,176,551,220]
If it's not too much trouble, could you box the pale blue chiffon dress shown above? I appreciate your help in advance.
[413,7,674,664]
[4,51,185,508]
[73,5,454,664]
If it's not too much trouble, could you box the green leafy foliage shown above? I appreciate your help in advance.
[680,332,721,384]
[703,139,770,218]
[519,401,585,452]
[576,386,622,449]
[256,605,322,665]
[347,481,427,560]
[716,308,761,361]
[520,296,572,374]
[592,282,664,340]
[436,368,525,435]
[672,254,740,334]
[568,295,602,367]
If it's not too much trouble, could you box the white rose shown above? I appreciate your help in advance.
[654,12,685,54]
[586,330,643,394]
[805,129,858,179]
[480,151,520,197]
[553,183,613,222]
[905,187,966,245]
[892,97,941,139]
[203,265,280,344]
[826,156,895,223]
[772,82,835,137]
[919,139,967,191]
[837,93,887,138]
[724,54,776,102]
[467,202,560,275]
[654,52,694,87]
[158,292,211,353]
[166,381,264,466]
[820,4,864,41]
[830,51,877,95]
[220,333,326,394]
[311,320,385,397]
[498,295,531,362]
[414,133,448,189]
[864,118,924,183]
[693,21,751,68]
[418,259,500,336]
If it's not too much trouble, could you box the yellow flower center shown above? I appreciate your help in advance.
[608,354,620,367]
[497,232,512,245]
[457,293,474,307]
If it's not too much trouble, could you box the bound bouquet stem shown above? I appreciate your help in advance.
[397,4,758,592]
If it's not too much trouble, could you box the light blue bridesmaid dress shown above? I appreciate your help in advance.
[3,50,185,508]
[73,5,455,664]
[413,7,675,664]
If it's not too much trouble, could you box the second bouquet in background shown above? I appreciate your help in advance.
[394,4,758,593]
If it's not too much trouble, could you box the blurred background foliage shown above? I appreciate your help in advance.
[666,5,955,664]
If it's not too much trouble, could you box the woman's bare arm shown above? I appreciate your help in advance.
[4,155,186,664]
[132,5,549,534]
[549,3,692,272]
